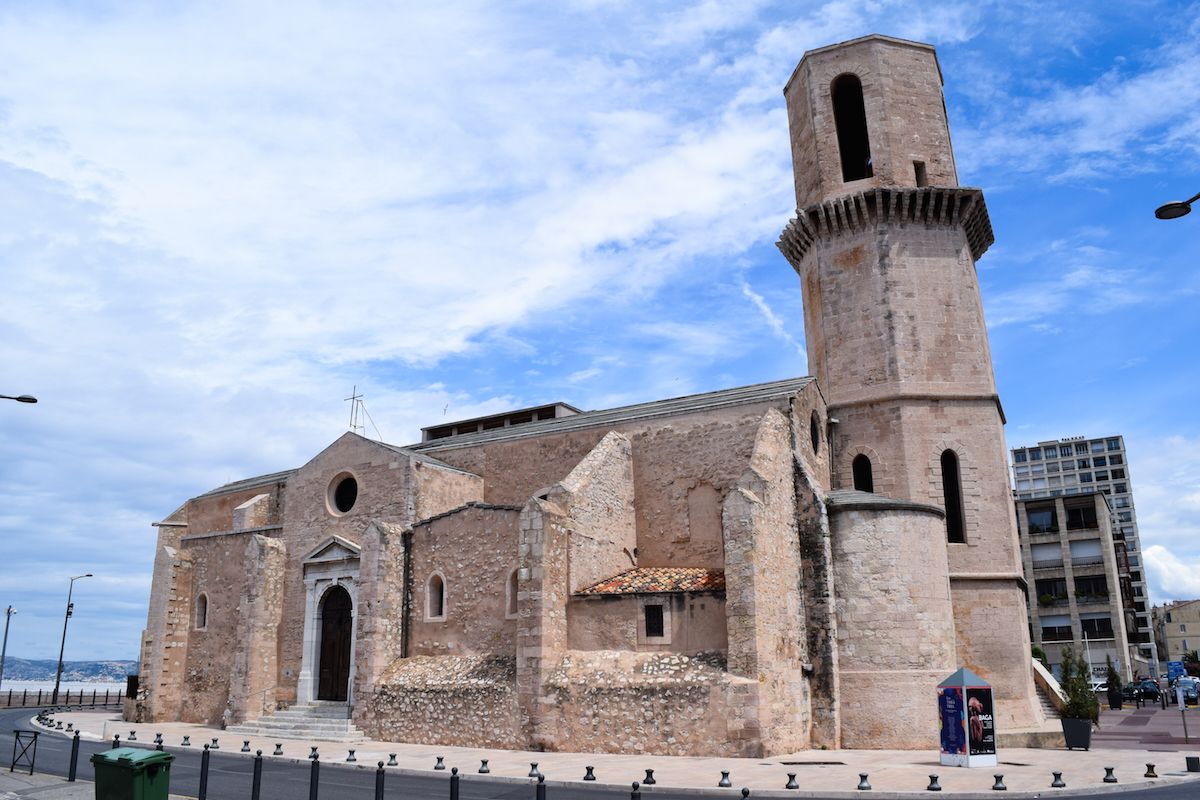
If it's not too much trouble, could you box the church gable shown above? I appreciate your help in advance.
[302,535,361,565]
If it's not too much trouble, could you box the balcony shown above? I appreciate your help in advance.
[1074,593,1110,606]
[1041,629,1073,642]
[1033,559,1065,570]
[1070,555,1105,567]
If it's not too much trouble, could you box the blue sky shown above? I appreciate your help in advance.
[1,1,1198,661]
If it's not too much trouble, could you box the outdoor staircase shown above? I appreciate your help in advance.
[1035,681,1060,719]
[226,701,367,743]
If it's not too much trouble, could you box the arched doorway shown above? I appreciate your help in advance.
[317,585,353,701]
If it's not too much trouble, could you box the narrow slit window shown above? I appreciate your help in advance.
[644,604,665,638]
[506,569,519,618]
[831,74,873,182]
[941,450,966,543]
[852,454,874,493]
[914,160,928,187]
[194,593,208,629]
[427,574,446,619]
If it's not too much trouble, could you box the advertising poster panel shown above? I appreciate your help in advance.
[966,687,996,756]
[939,687,966,758]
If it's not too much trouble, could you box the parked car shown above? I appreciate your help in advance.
[1138,680,1162,701]
[1176,677,1198,706]
[1089,680,1107,693]
[1122,683,1141,701]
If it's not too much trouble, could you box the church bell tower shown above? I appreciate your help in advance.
[777,35,1043,736]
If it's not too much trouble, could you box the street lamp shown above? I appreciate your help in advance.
[51,574,92,704]
[0,394,37,403]
[1155,190,1200,220]
[0,606,15,689]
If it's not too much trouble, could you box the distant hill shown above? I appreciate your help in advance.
[1,658,138,682]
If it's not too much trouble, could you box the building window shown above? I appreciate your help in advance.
[941,449,966,543]
[1182,624,1187,633]
[1075,443,1089,455]
[1064,504,1097,530]
[1014,450,1027,463]
[1081,616,1114,638]
[1111,469,1125,479]
[505,568,519,619]
[1109,455,1123,465]
[1059,446,1073,458]
[328,472,359,515]
[852,454,874,493]
[1027,504,1057,533]
[1079,472,1093,483]
[810,411,820,455]
[426,573,446,620]
[1029,448,1042,461]
[831,74,873,182]
[644,604,665,638]
[194,593,208,630]
[1107,438,1121,451]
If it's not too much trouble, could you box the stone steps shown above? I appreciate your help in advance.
[228,703,367,743]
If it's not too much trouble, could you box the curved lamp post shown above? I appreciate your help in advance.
[0,394,37,403]
[1155,191,1200,220]
[52,574,93,704]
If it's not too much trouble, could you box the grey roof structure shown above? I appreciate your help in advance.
[408,376,816,452]
[826,488,946,516]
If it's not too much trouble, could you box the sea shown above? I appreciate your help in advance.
[1,680,126,694]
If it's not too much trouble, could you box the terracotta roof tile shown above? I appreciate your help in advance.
[576,567,725,596]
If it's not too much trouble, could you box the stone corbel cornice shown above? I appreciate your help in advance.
[777,186,994,268]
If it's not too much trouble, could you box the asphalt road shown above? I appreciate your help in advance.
[3,706,1199,800]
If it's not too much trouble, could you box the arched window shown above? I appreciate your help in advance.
[941,450,966,543]
[426,573,446,620]
[852,454,874,493]
[194,593,208,630]
[831,74,873,182]
[505,568,519,618]
[810,411,821,455]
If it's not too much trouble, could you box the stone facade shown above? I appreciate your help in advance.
[130,34,1045,754]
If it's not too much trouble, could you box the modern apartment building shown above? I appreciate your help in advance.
[1015,491,1143,680]
[1011,435,1154,671]
[1153,599,1200,663]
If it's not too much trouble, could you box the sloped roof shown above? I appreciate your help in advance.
[410,376,815,452]
[576,567,725,596]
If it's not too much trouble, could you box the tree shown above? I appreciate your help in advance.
[1105,654,1122,691]
[1059,645,1099,723]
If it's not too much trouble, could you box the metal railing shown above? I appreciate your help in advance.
[1,688,123,708]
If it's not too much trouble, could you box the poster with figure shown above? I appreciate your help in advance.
[939,687,966,756]
[966,687,996,756]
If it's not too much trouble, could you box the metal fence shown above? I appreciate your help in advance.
[1,689,123,708]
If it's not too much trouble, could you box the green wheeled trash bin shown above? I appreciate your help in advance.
[90,747,174,800]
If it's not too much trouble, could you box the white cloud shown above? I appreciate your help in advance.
[1144,546,1200,601]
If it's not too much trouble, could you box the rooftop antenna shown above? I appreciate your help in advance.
[345,386,385,441]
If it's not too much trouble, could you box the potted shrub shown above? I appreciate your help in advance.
[1059,646,1099,749]
[1105,655,1123,710]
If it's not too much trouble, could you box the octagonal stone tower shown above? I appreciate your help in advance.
[777,35,1043,739]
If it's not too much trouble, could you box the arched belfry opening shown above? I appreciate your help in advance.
[941,450,966,544]
[831,74,873,182]
[317,585,353,701]
[852,454,874,493]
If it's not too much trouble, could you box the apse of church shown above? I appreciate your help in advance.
[129,35,1045,756]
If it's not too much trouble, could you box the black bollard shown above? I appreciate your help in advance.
[631,781,641,800]
[644,768,656,785]
[154,733,163,745]
[741,789,750,799]
[199,745,211,800]
[376,762,385,800]
[785,773,798,790]
[718,770,732,787]
[452,767,462,800]
[252,751,263,800]
[1145,764,1157,778]
[309,755,320,800]
[992,774,1006,791]
[68,731,80,782]
[346,749,357,763]
[310,746,319,760]
[927,775,942,792]
[388,753,398,767]
[1103,767,1117,784]
[113,734,120,749]
[211,737,220,750]
[479,759,490,774]
[242,740,251,753]
[534,773,544,800]
[583,766,596,781]
[128,730,136,741]
[857,773,871,791]
[182,735,191,746]
[274,743,283,756]
[1050,771,1065,788]
[528,762,540,778]
[66,723,73,732]
[435,756,446,770]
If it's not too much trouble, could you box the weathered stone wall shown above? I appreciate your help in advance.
[829,499,956,748]
[784,36,958,209]
[367,655,520,748]
[352,520,408,710]
[722,408,811,755]
[556,432,636,594]
[127,517,190,723]
[228,534,286,722]
[408,505,520,656]
[568,593,727,653]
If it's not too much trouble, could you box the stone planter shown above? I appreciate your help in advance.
[1062,717,1093,750]
[1107,689,1123,710]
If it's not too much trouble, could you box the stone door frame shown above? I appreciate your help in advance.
[297,536,361,707]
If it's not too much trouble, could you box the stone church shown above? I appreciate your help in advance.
[129,35,1048,755]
